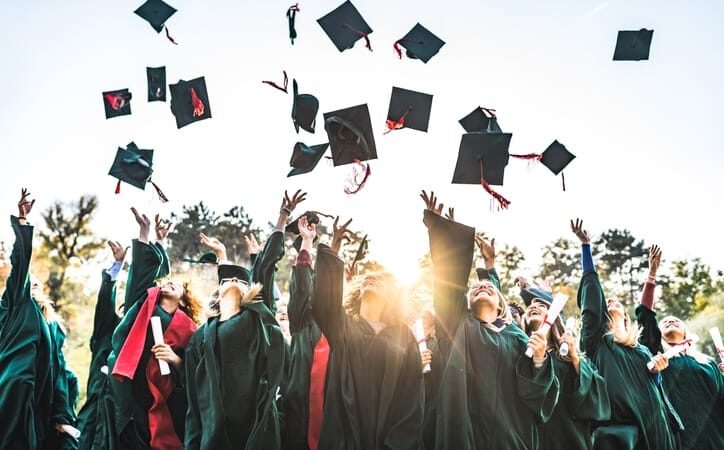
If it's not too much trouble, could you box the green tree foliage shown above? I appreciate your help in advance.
[657,258,720,319]
[539,238,580,287]
[593,229,647,306]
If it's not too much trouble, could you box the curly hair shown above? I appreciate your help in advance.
[178,281,204,325]
[344,271,404,326]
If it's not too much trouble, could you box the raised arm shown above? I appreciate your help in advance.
[421,190,475,339]
[474,235,501,291]
[1,189,36,314]
[288,215,316,333]
[636,245,664,355]
[571,219,607,356]
[123,208,165,313]
[91,241,125,352]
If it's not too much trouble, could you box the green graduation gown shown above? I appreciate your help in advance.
[184,230,287,450]
[311,244,424,450]
[77,269,121,450]
[425,211,559,450]
[577,271,679,450]
[106,239,188,448]
[46,321,80,450]
[0,216,54,450]
[637,304,724,450]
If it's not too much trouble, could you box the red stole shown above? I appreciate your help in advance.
[307,333,330,450]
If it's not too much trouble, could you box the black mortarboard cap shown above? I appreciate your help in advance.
[520,286,554,307]
[292,79,319,133]
[386,87,433,132]
[147,67,166,102]
[613,29,653,61]
[183,252,218,264]
[217,264,251,284]
[286,211,327,251]
[459,107,502,133]
[323,104,377,166]
[352,235,368,263]
[317,1,373,52]
[102,89,132,119]
[288,142,329,177]
[395,23,445,63]
[134,0,177,33]
[452,132,512,186]
[540,140,575,175]
[169,76,212,129]
[108,142,154,190]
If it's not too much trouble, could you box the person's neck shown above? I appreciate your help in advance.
[159,296,179,315]
[663,333,685,345]
[219,294,241,321]
[611,314,627,338]
[360,294,386,329]
[472,301,498,324]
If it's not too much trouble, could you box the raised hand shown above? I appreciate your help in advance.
[570,218,591,244]
[298,215,317,242]
[200,233,227,261]
[131,207,151,243]
[280,189,308,215]
[244,234,261,255]
[648,244,662,278]
[331,216,353,255]
[345,264,358,282]
[420,190,444,216]
[108,241,129,262]
[17,188,35,222]
[154,214,174,241]
[515,275,531,289]
[527,329,548,360]
[475,234,496,270]
[444,207,455,221]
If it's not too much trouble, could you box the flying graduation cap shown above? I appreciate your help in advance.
[288,142,329,177]
[134,0,179,44]
[393,23,445,63]
[452,132,512,209]
[385,87,433,133]
[183,252,219,265]
[508,140,576,191]
[169,77,212,128]
[613,29,654,61]
[318,1,373,52]
[291,79,319,133]
[102,89,132,119]
[147,67,166,102]
[459,106,502,133]
[108,142,168,202]
[286,210,333,251]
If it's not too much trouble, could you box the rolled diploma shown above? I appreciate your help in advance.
[526,293,569,358]
[559,317,576,357]
[710,327,724,364]
[647,341,690,371]
[59,424,81,440]
[414,319,431,373]
[151,316,171,376]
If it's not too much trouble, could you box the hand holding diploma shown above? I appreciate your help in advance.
[646,341,690,371]
[559,317,576,357]
[525,293,569,358]
[414,319,431,373]
[151,316,179,374]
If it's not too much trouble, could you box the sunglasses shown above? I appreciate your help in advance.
[220,278,249,286]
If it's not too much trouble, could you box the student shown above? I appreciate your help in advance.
[636,245,724,450]
[421,191,558,450]
[107,208,202,450]
[0,189,55,450]
[184,190,304,450]
[312,216,424,450]
[77,241,126,450]
[571,219,681,450]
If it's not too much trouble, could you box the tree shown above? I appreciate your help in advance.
[657,258,719,319]
[539,238,580,288]
[593,229,647,306]
[37,195,104,308]
[496,244,526,299]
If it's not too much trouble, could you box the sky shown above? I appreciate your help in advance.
[1,0,723,284]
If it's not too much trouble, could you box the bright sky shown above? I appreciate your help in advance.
[1,0,723,284]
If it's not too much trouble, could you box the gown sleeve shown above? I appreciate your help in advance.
[1,216,34,314]
[251,230,286,311]
[576,245,608,357]
[634,282,663,356]
[123,239,165,314]
[183,337,202,450]
[515,352,560,423]
[561,356,611,421]
[311,244,346,346]
[91,269,119,354]
[288,250,314,334]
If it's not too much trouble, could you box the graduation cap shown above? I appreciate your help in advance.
[291,79,319,133]
[393,23,445,63]
[459,107,502,133]
[102,89,132,119]
[317,1,373,52]
[287,3,300,45]
[147,67,166,102]
[385,87,433,133]
[613,29,653,61]
[286,211,332,251]
[288,142,329,177]
[217,264,251,284]
[452,133,512,209]
[509,140,575,191]
[183,252,218,264]
[169,77,212,129]
[520,286,554,307]
[108,142,168,201]
[324,103,377,194]
[134,0,178,43]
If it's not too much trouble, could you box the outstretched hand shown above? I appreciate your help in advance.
[420,190,444,216]
[155,214,174,241]
[108,241,128,262]
[131,208,151,243]
[331,216,353,255]
[648,244,662,277]
[570,218,591,244]
[444,207,455,221]
[298,215,317,241]
[475,234,496,270]
[17,188,35,221]
[280,189,308,215]
[200,233,227,261]
[244,234,261,255]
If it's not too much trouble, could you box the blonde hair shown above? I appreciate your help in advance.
[30,277,64,327]
[344,271,404,326]
[207,282,264,318]
[177,281,204,325]
[606,312,641,347]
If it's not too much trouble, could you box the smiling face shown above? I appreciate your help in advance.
[606,298,625,317]
[524,299,550,331]
[467,280,500,309]
[659,315,686,342]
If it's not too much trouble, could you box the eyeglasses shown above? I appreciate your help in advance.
[220,278,249,286]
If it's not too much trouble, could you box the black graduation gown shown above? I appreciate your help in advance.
[184,230,287,450]
[106,239,187,448]
[637,304,724,450]
[0,216,54,450]
[577,271,679,450]
[424,211,559,450]
[77,269,121,450]
[311,244,424,450]
[280,259,326,450]
[46,321,80,450]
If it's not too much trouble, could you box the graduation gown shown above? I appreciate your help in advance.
[577,271,679,450]
[311,244,424,450]
[539,355,611,450]
[77,269,121,450]
[636,303,724,450]
[424,211,559,450]
[106,239,192,449]
[46,321,80,450]
[0,216,54,450]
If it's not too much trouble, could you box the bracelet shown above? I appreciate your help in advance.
[17,216,26,220]
[280,207,292,216]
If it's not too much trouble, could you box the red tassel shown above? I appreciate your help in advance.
[288,3,300,13]
[115,179,121,195]
[104,93,129,110]
[561,172,566,192]
[342,23,372,51]
[164,27,178,45]
[189,88,205,117]
[384,106,412,134]
[481,107,497,118]
[261,70,289,93]
[393,39,403,59]
[509,153,542,161]
[344,160,371,194]
[479,160,510,209]
[149,180,169,203]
